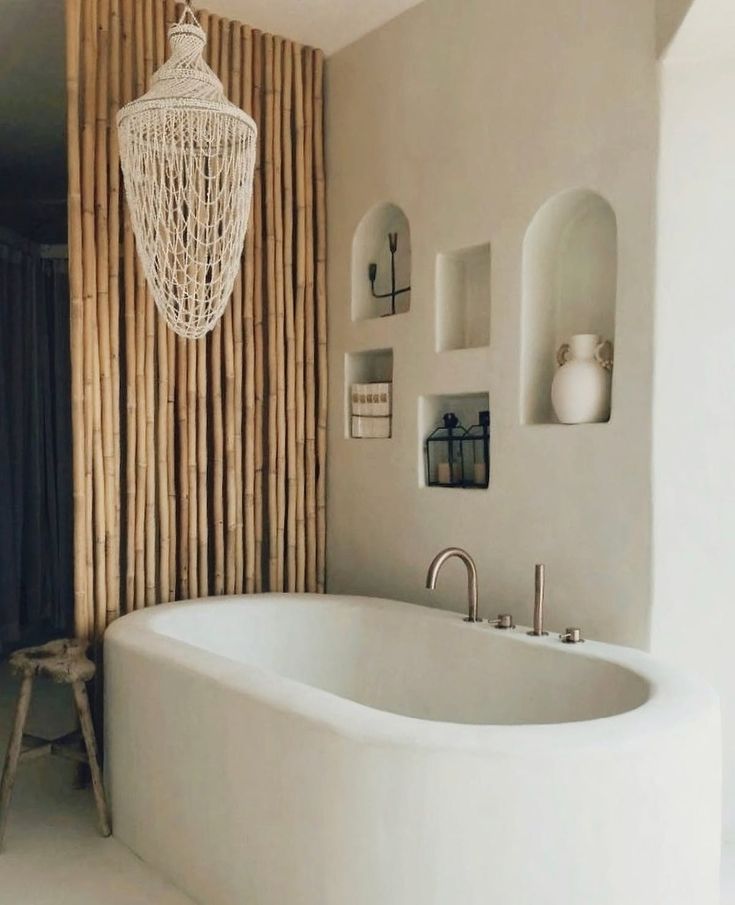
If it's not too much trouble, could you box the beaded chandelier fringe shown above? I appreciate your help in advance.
[117,6,257,339]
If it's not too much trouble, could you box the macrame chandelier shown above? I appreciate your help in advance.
[117,5,257,339]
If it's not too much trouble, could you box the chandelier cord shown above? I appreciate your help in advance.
[177,2,200,28]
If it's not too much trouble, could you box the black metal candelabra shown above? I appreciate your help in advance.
[368,232,411,317]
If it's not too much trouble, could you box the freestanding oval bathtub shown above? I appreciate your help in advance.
[105,594,721,905]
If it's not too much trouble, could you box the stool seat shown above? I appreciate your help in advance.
[9,639,95,685]
[0,638,111,850]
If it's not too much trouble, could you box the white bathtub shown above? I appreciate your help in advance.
[105,594,721,905]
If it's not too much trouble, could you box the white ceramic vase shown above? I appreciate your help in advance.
[551,333,613,424]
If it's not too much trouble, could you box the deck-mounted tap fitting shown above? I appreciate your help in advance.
[560,627,585,644]
[528,563,549,636]
[490,614,515,630]
[426,548,480,623]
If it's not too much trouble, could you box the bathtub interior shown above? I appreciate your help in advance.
[147,597,650,726]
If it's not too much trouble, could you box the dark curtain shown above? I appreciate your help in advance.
[0,241,73,650]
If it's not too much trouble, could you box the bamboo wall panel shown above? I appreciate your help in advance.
[66,0,327,640]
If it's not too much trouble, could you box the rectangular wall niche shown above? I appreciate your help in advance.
[436,243,491,352]
[418,392,490,488]
[344,349,394,439]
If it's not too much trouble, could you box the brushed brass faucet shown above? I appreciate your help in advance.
[426,548,480,622]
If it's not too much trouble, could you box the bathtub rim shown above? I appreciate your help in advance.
[104,593,720,756]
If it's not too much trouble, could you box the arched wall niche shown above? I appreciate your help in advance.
[521,189,618,425]
[351,202,411,321]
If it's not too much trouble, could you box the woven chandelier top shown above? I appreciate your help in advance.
[117,6,257,339]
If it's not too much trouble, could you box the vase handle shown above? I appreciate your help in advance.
[595,339,614,372]
[556,343,571,367]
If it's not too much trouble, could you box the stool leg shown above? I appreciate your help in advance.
[71,681,111,838]
[0,675,34,852]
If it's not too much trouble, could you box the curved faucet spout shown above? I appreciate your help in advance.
[425,547,480,623]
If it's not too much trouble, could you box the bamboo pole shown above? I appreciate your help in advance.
[252,31,265,592]
[221,17,237,597]
[81,0,108,636]
[263,34,278,590]
[166,0,178,603]
[144,314,156,607]
[303,49,317,592]
[92,3,107,638]
[167,302,177,599]
[282,40,296,592]
[230,20,244,594]
[82,0,95,637]
[155,0,170,605]
[108,0,122,615]
[95,0,116,629]
[293,43,307,592]
[143,0,156,606]
[273,37,286,592]
[169,0,192,601]
[242,25,256,594]
[177,4,195,597]
[210,13,225,597]
[154,0,164,66]
[176,333,189,599]
[167,345,177,597]
[66,0,89,639]
[196,331,208,595]
[133,0,146,609]
[314,49,328,593]
[187,336,199,596]
[155,215,171,600]
[121,0,136,613]
[196,4,211,597]
[205,9,217,66]
[143,0,154,81]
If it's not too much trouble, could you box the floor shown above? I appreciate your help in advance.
[0,663,194,905]
[0,663,732,904]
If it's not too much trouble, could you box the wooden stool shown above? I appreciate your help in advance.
[0,639,111,850]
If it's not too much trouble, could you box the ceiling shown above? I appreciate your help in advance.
[665,0,735,59]
[209,0,425,54]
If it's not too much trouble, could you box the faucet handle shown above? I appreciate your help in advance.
[489,613,515,630]
[560,627,585,644]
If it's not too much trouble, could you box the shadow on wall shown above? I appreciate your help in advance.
[657,0,697,56]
